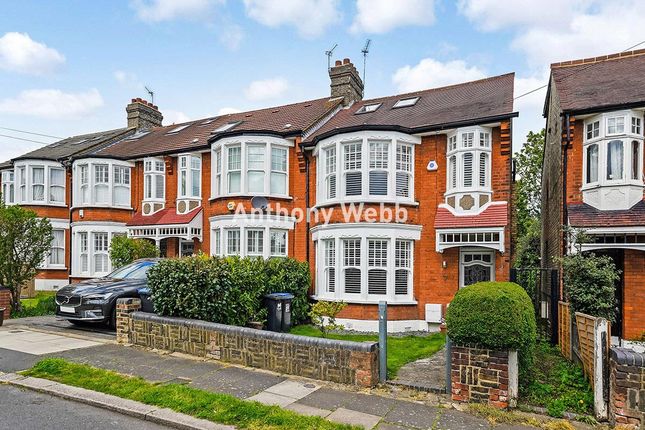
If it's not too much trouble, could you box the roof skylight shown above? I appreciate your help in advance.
[392,97,420,108]
[70,139,88,145]
[355,103,382,114]
[166,124,191,134]
[125,130,150,140]
[213,121,242,133]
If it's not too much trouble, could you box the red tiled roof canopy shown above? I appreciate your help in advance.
[434,203,508,229]
[126,207,201,227]
[568,201,645,228]
[551,50,645,114]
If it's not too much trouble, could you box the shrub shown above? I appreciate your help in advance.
[309,301,347,337]
[110,236,159,269]
[147,255,311,327]
[446,281,536,376]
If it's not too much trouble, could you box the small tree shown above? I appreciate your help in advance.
[559,227,620,322]
[309,301,347,337]
[110,236,159,269]
[0,202,53,312]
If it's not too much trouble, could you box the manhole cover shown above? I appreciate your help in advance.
[304,383,316,389]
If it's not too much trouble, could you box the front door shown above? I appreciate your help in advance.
[460,248,495,288]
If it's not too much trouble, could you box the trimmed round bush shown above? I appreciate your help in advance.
[446,281,536,373]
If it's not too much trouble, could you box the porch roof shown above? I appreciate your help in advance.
[434,202,508,229]
[568,201,645,228]
[126,207,201,227]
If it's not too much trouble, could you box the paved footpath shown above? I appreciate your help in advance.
[0,320,578,430]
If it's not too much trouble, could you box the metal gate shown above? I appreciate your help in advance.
[510,268,560,345]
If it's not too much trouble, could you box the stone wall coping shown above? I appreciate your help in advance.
[0,286,10,291]
[131,311,378,353]
[611,346,645,367]
[452,343,516,353]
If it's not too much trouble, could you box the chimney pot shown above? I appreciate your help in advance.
[329,57,364,106]
[335,60,342,66]
[126,97,163,130]
[343,58,350,64]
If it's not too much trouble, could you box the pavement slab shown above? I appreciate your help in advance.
[247,391,296,407]
[285,402,332,417]
[264,379,321,400]
[0,328,100,355]
[0,347,41,372]
[434,408,490,429]
[191,366,285,398]
[383,400,442,429]
[328,407,382,429]
[296,387,359,411]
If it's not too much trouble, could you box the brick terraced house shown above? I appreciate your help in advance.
[542,50,645,341]
[1,59,517,331]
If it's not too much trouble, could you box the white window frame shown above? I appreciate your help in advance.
[445,126,492,194]
[312,223,421,304]
[1,170,15,205]
[47,229,66,268]
[39,219,69,270]
[209,214,295,259]
[211,136,293,199]
[314,131,419,206]
[72,159,133,208]
[71,223,126,277]
[178,154,201,199]
[143,157,165,202]
[12,160,67,206]
[459,248,495,288]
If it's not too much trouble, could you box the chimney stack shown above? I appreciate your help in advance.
[329,58,364,106]
[126,98,163,130]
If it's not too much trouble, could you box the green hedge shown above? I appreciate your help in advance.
[446,281,536,375]
[147,255,311,326]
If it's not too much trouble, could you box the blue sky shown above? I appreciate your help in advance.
[1,0,643,162]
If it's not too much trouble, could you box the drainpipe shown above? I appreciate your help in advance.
[63,159,73,283]
[304,151,310,263]
[508,119,514,274]
[562,113,570,258]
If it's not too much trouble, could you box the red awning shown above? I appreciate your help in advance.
[434,203,508,229]
[126,207,201,227]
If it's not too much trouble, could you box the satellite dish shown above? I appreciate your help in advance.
[251,196,269,211]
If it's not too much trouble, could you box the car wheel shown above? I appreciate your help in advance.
[109,306,117,329]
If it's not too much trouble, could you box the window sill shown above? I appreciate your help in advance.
[311,295,417,305]
[209,194,293,202]
[71,205,133,211]
[314,198,418,209]
[19,202,67,208]
[41,266,67,271]
[581,182,645,191]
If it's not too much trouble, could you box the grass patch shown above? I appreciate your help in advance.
[290,325,445,378]
[11,292,56,318]
[520,342,593,417]
[24,358,358,430]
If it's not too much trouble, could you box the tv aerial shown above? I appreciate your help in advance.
[361,39,371,88]
[145,86,154,105]
[325,43,338,71]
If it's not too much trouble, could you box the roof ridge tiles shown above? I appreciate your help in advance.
[551,48,645,69]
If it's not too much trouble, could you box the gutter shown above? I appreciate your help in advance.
[304,149,310,263]
[562,100,645,117]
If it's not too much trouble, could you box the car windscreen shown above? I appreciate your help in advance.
[108,261,156,280]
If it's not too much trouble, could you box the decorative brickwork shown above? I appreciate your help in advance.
[610,347,645,428]
[451,345,518,409]
[116,299,379,387]
[0,287,10,320]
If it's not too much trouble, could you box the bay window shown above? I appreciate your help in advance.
[48,229,65,266]
[313,223,421,303]
[212,136,292,198]
[582,110,644,210]
[445,126,493,213]
[13,161,67,206]
[94,232,109,273]
[316,131,419,205]
[1,170,14,204]
[72,159,132,208]
[143,158,165,216]
[71,224,126,277]
[177,154,201,214]
[210,214,294,258]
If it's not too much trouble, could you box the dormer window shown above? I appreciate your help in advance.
[143,157,165,216]
[177,154,201,214]
[582,110,644,210]
[392,97,419,108]
[355,103,382,114]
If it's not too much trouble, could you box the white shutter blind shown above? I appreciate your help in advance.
[396,144,412,197]
[325,147,336,199]
[343,239,361,294]
[479,153,487,187]
[367,239,387,295]
[324,239,335,293]
[463,152,473,187]
[449,156,456,189]
[344,143,362,196]
[369,171,387,195]
[395,240,411,295]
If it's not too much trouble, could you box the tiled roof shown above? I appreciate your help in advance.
[126,207,202,227]
[550,49,645,114]
[304,73,516,145]
[9,128,132,163]
[434,203,508,229]
[568,201,645,228]
[93,97,343,159]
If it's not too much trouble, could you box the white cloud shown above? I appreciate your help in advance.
[244,77,289,101]
[243,0,341,38]
[351,0,435,33]
[218,24,244,50]
[114,70,145,90]
[217,107,241,115]
[458,0,645,68]
[0,32,65,75]
[0,89,104,119]
[130,0,221,23]
[392,58,487,93]
[163,109,191,125]
[513,73,549,150]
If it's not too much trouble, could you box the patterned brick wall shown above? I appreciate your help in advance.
[451,344,518,409]
[610,347,645,428]
[116,298,379,387]
[0,287,10,320]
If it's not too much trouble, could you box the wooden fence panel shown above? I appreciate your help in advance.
[558,302,571,360]
[576,312,596,387]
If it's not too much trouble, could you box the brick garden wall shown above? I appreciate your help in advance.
[0,287,10,320]
[116,298,379,387]
[610,347,645,428]
[451,344,518,409]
